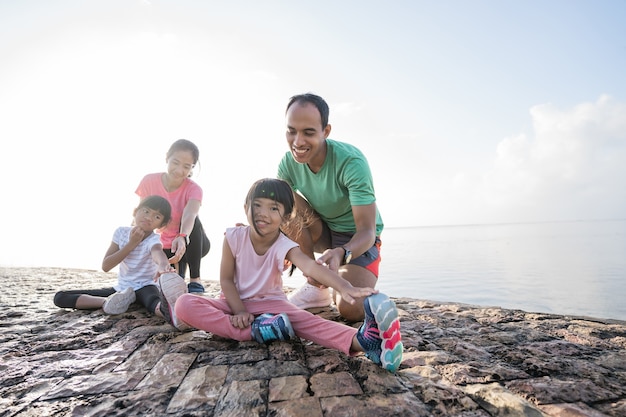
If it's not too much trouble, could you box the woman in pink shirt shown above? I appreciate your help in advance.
[135,139,210,293]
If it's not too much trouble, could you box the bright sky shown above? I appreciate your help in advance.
[1,0,625,276]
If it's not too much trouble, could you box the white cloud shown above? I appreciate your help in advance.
[478,95,626,223]
[389,95,626,227]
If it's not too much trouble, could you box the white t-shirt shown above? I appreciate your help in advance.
[112,226,161,291]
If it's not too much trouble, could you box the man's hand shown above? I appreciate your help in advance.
[316,247,344,273]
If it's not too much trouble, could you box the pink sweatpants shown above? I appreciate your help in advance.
[175,294,358,356]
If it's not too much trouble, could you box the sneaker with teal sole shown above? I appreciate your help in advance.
[251,313,295,344]
[356,292,403,372]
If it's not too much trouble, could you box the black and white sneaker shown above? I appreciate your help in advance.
[102,287,136,315]
[158,272,189,331]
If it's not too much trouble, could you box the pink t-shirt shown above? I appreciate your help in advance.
[223,226,298,301]
[135,173,203,248]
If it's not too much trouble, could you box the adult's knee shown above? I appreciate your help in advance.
[337,300,365,322]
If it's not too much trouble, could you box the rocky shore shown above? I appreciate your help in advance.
[1,266,625,416]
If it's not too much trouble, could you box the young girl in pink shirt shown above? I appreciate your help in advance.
[174,178,403,372]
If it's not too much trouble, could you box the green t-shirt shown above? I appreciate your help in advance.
[277,139,384,236]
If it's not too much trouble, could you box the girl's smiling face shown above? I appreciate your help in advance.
[247,197,286,236]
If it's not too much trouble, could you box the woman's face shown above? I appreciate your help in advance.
[166,150,195,180]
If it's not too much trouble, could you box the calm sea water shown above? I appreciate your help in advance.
[373,220,626,321]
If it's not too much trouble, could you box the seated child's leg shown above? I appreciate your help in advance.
[54,288,115,309]
[269,300,358,356]
[135,285,161,314]
[175,294,254,341]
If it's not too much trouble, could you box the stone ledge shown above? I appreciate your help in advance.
[1,266,625,416]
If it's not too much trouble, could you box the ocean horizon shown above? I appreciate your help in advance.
[3,218,624,322]
[371,219,626,321]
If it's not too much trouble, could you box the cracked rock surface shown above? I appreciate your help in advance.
[1,266,625,416]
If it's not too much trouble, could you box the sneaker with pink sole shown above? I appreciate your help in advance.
[356,292,403,372]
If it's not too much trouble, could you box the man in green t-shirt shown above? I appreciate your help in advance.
[278,93,384,322]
